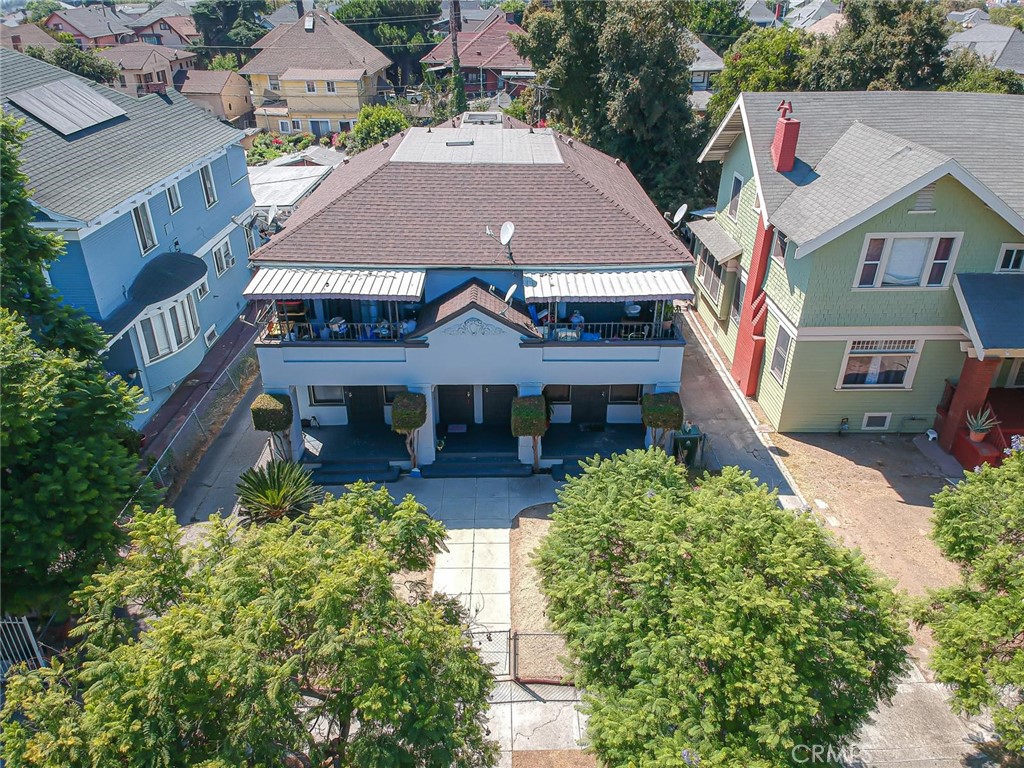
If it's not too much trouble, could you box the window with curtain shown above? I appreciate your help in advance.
[856,234,959,288]
[138,294,200,363]
[840,339,917,388]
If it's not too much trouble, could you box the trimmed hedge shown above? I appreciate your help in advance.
[641,392,684,431]
[251,393,293,433]
[391,391,427,433]
[511,395,547,437]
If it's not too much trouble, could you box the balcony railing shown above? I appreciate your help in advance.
[260,320,413,343]
[538,321,679,343]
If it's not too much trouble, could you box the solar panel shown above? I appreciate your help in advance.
[6,77,126,136]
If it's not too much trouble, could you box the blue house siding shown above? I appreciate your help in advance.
[47,240,99,318]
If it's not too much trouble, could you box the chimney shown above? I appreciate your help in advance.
[296,0,304,18]
[770,100,800,174]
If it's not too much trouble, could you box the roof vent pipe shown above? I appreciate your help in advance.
[770,100,800,174]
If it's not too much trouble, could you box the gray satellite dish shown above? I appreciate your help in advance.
[500,221,515,246]
[672,203,688,225]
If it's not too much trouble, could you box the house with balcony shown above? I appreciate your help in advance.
[1,49,258,431]
[96,41,195,96]
[244,111,694,477]
[240,9,391,137]
[693,91,1024,468]
[422,12,533,99]
[43,6,136,48]
[128,0,201,47]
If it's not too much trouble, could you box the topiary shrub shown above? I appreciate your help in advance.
[252,393,293,458]
[511,395,547,470]
[641,392,684,450]
[391,391,427,468]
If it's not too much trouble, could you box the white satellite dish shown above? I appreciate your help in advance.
[672,203,688,225]
[500,221,515,246]
[503,284,517,303]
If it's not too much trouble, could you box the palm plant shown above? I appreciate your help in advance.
[236,460,322,525]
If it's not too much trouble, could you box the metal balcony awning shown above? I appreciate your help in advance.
[243,268,425,302]
[522,269,694,303]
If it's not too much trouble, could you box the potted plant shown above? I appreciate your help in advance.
[966,408,1000,443]
[656,302,677,332]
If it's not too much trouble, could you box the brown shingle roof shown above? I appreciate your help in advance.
[253,123,692,268]
[0,23,61,52]
[172,68,237,94]
[423,14,530,71]
[412,277,539,337]
[95,41,194,70]
[240,10,390,77]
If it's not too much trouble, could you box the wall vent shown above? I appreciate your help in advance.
[912,183,936,212]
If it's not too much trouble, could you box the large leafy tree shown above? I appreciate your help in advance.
[192,0,269,56]
[917,441,1024,754]
[335,0,441,85]
[683,0,752,54]
[349,103,410,152]
[990,4,1024,32]
[2,489,498,767]
[537,450,910,767]
[26,42,120,84]
[706,26,809,125]
[25,0,62,22]
[941,48,1024,94]
[800,0,949,91]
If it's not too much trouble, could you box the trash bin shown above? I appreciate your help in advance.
[673,425,704,469]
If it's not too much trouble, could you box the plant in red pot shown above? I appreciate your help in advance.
[965,407,1000,443]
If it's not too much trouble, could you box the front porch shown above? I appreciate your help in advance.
[542,422,647,460]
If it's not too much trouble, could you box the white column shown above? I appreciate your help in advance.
[288,385,304,461]
[410,383,436,466]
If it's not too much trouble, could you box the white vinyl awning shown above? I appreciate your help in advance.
[244,268,425,301]
[523,269,694,303]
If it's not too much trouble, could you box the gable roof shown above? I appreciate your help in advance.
[785,0,839,29]
[47,6,134,39]
[700,91,1024,251]
[263,3,300,28]
[240,10,390,77]
[95,41,194,69]
[742,0,779,25]
[423,13,529,70]
[0,23,61,51]
[411,277,539,338]
[0,48,242,223]
[685,31,724,73]
[806,12,844,36]
[947,8,990,27]
[172,68,237,94]
[253,118,691,269]
[128,0,190,29]
[948,23,1024,74]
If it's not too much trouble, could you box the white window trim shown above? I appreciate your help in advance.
[166,182,182,214]
[861,413,892,431]
[199,164,218,209]
[769,324,792,385]
[995,242,1024,273]
[852,232,962,290]
[212,238,235,277]
[135,293,201,364]
[309,385,346,405]
[771,229,788,264]
[132,200,158,256]
[1009,359,1024,388]
[728,172,743,221]
[196,278,210,300]
[268,76,281,91]
[696,245,724,304]
[291,119,301,131]
[834,339,922,391]
[325,80,336,93]
[305,80,317,93]
[279,119,290,133]
[204,325,219,348]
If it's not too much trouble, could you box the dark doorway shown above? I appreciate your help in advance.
[482,385,517,425]
[345,386,384,424]
[571,385,608,424]
[438,385,474,426]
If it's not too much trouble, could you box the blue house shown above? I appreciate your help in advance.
[1,49,258,428]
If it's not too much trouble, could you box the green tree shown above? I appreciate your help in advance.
[208,52,239,70]
[335,0,441,85]
[990,5,1024,32]
[707,26,809,125]
[1,492,498,767]
[941,48,1024,94]
[917,442,1024,754]
[25,0,62,22]
[192,0,269,56]
[537,450,911,767]
[349,103,410,152]
[35,43,121,84]
[800,0,949,91]
[683,0,753,54]
[236,460,322,524]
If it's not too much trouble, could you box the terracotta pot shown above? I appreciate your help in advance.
[968,429,988,443]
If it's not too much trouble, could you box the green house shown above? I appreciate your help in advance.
[693,92,1024,466]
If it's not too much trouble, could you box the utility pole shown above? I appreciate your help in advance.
[449,0,468,115]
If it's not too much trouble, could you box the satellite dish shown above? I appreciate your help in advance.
[503,284,517,303]
[672,203,688,225]
[500,221,515,246]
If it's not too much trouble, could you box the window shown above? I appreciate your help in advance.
[138,294,200,363]
[769,326,792,384]
[143,72,154,84]
[199,164,218,208]
[855,234,960,288]
[326,80,336,93]
[55,23,63,30]
[269,76,281,91]
[728,174,743,220]
[691,71,706,84]
[997,244,1024,272]
[862,413,892,431]
[839,339,918,389]
[244,225,257,256]
[383,385,407,404]
[730,273,746,324]
[309,385,345,405]
[212,239,234,276]
[544,384,571,403]
[1009,359,1024,389]
[339,120,353,132]
[771,230,788,264]
[166,182,182,213]
[204,326,219,347]
[309,119,331,137]
[195,279,209,300]
[118,75,126,87]
[156,70,167,84]
[291,119,301,131]
[305,80,316,93]
[132,202,157,255]
[696,245,724,302]
[609,384,641,404]
[279,119,290,133]
[159,21,169,30]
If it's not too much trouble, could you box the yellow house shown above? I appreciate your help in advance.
[240,10,391,136]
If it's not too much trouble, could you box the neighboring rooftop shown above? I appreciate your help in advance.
[0,48,241,223]
[947,23,1024,74]
[685,31,724,73]
[947,7,989,27]
[785,0,840,30]
[267,145,348,168]
[806,12,844,36]
[742,0,780,26]
[240,10,391,77]
[423,13,529,71]
[46,6,134,39]
[128,0,191,28]
[172,68,237,94]
[248,163,332,209]
[0,23,61,51]
[253,114,692,268]
[95,41,195,69]
[954,274,1024,357]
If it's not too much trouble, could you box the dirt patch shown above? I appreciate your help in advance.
[394,555,435,605]
[512,751,598,768]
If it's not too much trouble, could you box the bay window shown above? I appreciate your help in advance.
[839,339,918,389]
[855,233,960,288]
[696,244,724,303]
[138,294,200,363]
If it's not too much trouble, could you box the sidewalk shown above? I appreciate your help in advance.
[679,309,802,506]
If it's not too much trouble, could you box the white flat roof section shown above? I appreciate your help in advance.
[523,269,694,303]
[248,165,333,209]
[390,126,564,165]
[244,268,426,301]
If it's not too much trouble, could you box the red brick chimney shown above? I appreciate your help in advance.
[770,100,800,174]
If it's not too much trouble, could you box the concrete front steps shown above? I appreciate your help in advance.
[309,459,401,485]
[419,454,532,479]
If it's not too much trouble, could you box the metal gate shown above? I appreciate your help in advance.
[511,631,572,685]
[1,615,45,674]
